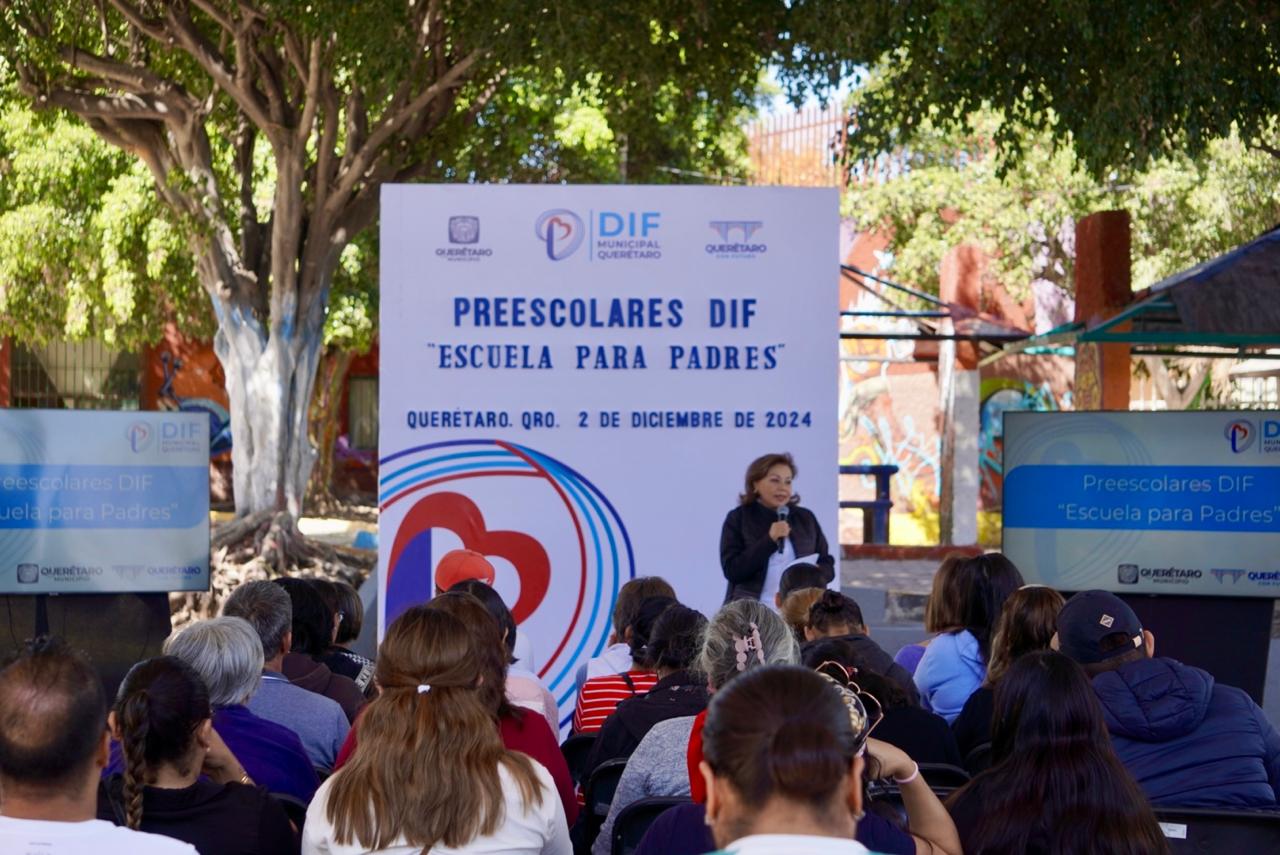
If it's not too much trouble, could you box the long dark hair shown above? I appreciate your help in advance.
[114,656,212,829]
[947,651,1168,855]
[627,596,677,668]
[946,553,1025,661]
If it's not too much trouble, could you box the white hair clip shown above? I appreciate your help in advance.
[417,684,432,694]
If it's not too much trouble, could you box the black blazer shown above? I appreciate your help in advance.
[719,501,834,603]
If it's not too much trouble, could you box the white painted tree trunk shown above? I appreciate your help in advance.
[212,285,326,519]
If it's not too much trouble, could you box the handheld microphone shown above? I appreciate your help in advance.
[776,505,789,554]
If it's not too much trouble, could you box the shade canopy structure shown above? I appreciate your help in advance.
[987,225,1280,364]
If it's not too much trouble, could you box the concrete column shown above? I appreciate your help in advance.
[938,244,984,545]
[1074,211,1132,409]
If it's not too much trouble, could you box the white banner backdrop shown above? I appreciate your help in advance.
[379,185,837,728]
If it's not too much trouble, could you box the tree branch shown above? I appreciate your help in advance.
[294,36,324,150]
[328,49,482,221]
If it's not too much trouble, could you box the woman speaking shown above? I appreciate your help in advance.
[720,452,834,604]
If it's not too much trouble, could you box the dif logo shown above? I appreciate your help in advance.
[534,209,661,260]
[534,209,585,260]
[1225,418,1280,454]
[126,421,153,453]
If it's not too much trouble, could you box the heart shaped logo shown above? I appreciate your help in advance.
[387,491,550,624]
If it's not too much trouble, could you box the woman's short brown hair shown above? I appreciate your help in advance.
[924,553,966,633]
[984,586,1065,686]
[739,452,800,506]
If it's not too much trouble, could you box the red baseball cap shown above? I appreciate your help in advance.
[434,549,496,592]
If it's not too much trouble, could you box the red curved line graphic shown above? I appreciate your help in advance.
[496,441,589,680]
[381,459,588,681]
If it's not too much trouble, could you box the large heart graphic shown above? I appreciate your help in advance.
[387,491,550,624]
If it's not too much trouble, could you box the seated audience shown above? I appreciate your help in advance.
[222,582,350,771]
[773,561,833,608]
[310,578,376,696]
[303,607,570,854]
[946,651,1168,853]
[893,554,963,676]
[572,595,673,733]
[778,586,825,643]
[804,639,960,766]
[275,578,366,721]
[913,553,1024,722]
[804,590,920,704]
[699,664,959,855]
[162,617,319,803]
[98,656,297,855]
[951,585,1064,764]
[0,638,195,854]
[451,579,559,735]
[333,590,578,825]
[575,576,676,691]
[1054,590,1280,807]
[591,599,797,855]
[580,603,707,779]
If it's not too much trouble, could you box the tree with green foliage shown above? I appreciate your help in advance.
[785,1,1280,175]
[0,1,782,542]
[846,108,1280,304]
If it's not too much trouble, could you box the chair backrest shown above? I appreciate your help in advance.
[585,758,631,817]
[611,797,691,855]
[270,791,309,832]
[963,742,992,776]
[1155,807,1280,853]
[560,732,597,788]
[917,762,971,791]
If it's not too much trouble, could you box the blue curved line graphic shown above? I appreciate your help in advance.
[380,438,503,466]
[380,459,536,501]
[379,449,514,487]
[517,446,621,699]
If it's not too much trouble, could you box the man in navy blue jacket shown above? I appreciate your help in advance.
[1054,590,1280,807]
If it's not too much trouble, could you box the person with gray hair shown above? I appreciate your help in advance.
[590,599,799,854]
[222,581,350,773]
[161,617,318,803]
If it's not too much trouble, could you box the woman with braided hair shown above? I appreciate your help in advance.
[304,605,570,854]
[97,656,297,854]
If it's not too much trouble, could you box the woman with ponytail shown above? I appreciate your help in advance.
[304,606,570,854]
[98,656,297,854]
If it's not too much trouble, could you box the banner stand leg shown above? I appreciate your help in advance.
[33,593,49,638]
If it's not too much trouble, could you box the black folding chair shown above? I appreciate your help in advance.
[561,732,597,788]
[269,791,309,832]
[573,758,630,853]
[610,796,690,855]
[1154,806,1280,853]
[916,762,971,792]
[963,742,992,776]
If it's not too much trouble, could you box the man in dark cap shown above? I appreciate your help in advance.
[1054,590,1280,807]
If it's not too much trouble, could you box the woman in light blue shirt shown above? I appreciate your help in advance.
[913,554,1024,722]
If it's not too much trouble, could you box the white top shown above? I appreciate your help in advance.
[586,643,634,681]
[759,537,795,607]
[507,667,562,737]
[722,833,873,855]
[303,760,570,855]
[0,817,197,854]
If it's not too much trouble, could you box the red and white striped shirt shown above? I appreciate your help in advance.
[571,670,658,733]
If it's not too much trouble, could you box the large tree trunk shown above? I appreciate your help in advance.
[211,271,328,519]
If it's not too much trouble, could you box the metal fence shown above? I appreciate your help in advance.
[9,341,141,410]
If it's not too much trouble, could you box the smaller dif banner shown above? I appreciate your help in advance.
[0,410,210,594]
[1004,411,1280,597]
